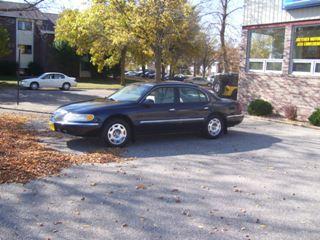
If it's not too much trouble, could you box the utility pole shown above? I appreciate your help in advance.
[16,48,21,106]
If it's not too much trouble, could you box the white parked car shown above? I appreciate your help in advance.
[20,72,77,90]
[125,71,138,77]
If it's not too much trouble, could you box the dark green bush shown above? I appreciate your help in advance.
[309,109,320,126]
[248,99,273,116]
[27,62,43,76]
[0,61,18,75]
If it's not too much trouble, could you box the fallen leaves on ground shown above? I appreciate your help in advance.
[136,184,146,190]
[0,114,122,184]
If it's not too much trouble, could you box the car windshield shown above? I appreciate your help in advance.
[39,73,47,78]
[108,84,152,102]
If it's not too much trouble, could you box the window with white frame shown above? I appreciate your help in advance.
[248,28,285,72]
[292,25,320,75]
[18,20,32,31]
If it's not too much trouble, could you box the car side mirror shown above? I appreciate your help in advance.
[143,99,155,106]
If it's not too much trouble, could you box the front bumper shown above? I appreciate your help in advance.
[226,114,244,127]
[19,81,29,88]
[49,120,101,137]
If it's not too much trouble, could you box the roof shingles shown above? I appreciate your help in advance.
[0,1,58,23]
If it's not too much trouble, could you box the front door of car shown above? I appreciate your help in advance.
[39,74,50,88]
[135,87,179,134]
[175,87,211,131]
[40,74,55,88]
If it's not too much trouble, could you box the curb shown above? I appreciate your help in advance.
[246,115,320,130]
[0,107,52,115]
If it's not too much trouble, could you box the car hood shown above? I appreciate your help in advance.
[59,98,135,114]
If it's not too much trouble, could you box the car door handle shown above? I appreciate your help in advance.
[169,108,176,112]
[204,107,209,110]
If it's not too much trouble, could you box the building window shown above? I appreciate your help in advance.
[18,45,32,54]
[248,28,285,72]
[292,25,320,75]
[18,20,32,31]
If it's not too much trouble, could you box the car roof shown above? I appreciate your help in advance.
[135,81,200,88]
[43,72,66,75]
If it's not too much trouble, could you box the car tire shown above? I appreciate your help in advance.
[62,83,71,91]
[213,80,223,96]
[101,118,131,147]
[231,90,238,100]
[30,82,39,90]
[204,114,225,139]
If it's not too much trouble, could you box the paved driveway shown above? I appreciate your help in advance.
[0,117,319,240]
[0,88,114,113]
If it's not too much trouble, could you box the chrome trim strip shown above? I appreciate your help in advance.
[50,121,100,126]
[227,114,244,119]
[140,118,205,124]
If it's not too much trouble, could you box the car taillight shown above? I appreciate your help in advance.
[236,102,243,113]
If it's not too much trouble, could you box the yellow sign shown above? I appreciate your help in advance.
[296,36,320,47]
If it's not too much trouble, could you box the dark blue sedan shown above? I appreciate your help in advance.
[49,82,244,147]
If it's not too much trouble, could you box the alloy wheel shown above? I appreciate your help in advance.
[107,123,127,146]
[208,118,222,137]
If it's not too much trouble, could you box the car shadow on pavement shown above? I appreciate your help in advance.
[65,129,281,158]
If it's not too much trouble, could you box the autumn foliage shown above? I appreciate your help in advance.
[0,114,121,184]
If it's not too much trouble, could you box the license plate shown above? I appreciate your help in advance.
[49,122,55,131]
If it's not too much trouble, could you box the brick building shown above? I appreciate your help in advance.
[0,1,96,78]
[239,0,320,120]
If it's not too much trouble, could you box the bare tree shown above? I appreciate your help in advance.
[193,31,217,78]
[0,1,47,12]
[197,0,243,73]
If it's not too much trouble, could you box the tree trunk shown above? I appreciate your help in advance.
[202,64,206,79]
[120,46,127,86]
[220,0,229,73]
[142,64,146,76]
[154,46,162,83]
[161,64,165,80]
[193,62,196,77]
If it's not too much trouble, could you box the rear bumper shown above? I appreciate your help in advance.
[226,114,244,127]
[50,121,101,136]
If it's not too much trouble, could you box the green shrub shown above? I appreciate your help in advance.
[309,109,320,126]
[0,61,18,75]
[248,99,273,116]
[27,62,43,76]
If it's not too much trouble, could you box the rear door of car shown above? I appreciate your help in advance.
[175,87,211,131]
[134,87,179,134]
[55,74,66,87]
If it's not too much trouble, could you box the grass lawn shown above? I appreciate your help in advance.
[0,76,142,89]
[0,76,18,88]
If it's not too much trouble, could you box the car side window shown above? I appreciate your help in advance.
[42,74,51,79]
[53,74,58,79]
[179,87,208,103]
[146,87,175,104]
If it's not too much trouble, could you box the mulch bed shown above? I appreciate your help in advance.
[0,114,121,184]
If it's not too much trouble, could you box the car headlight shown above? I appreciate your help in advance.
[55,108,68,115]
[63,113,95,122]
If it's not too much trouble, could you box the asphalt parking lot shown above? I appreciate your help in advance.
[0,88,114,113]
[0,110,319,240]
